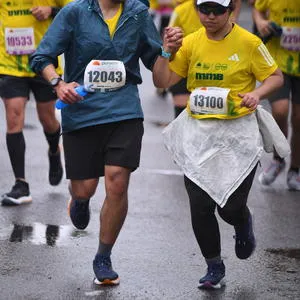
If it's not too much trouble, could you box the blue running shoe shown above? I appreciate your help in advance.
[68,198,90,230]
[234,212,256,259]
[93,254,120,285]
[198,261,225,289]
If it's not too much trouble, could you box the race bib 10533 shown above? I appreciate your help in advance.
[5,27,36,55]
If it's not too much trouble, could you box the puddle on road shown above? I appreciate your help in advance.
[265,248,300,260]
[264,248,300,276]
[150,120,170,127]
[24,123,38,130]
[1,223,88,247]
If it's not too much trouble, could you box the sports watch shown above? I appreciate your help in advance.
[49,77,63,87]
[160,47,172,59]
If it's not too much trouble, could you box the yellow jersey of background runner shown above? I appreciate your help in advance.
[0,0,72,77]
[255,0,300,77]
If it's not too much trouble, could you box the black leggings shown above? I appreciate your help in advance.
[184,165,257,259]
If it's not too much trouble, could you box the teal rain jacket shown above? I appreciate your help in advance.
[30,0,162,132]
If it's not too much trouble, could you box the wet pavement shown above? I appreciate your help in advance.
[0,2,300,300]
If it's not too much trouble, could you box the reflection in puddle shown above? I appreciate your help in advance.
[265,248,300,260]
[6,223,87,246]
[150,120,170,127]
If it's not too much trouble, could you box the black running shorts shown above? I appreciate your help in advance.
[169,78,189,96]
[63,119,144,179]
[268,72,300,104]
[0,75,56,102]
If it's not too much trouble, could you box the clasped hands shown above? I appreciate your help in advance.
[162,27,184,55]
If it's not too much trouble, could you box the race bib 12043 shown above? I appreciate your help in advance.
[5,27,36,55]
[84,60,126,92]
[189,87,230,117]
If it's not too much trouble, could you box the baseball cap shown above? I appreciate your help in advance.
[196,0,231,7]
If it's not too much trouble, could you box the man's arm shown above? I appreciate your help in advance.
[252,6,272,37]
[30,6,62,21]
[231,0,242,23]
[42,64,82,104]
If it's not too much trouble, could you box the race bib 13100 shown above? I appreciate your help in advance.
[189,87,230,116]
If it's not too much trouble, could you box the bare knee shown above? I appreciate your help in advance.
[271,100,289,127]
[4,99,26,132]
[105,166,130,199]
[70,179,98,199]
[291,107,300,130]
[36,102,59,132]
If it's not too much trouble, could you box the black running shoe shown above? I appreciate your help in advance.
[234,212,256,259]
[93,254,120,285]
[198,261,225,289]
[68,198,90,230]
[48,149,63,186]
[1,180,32,206]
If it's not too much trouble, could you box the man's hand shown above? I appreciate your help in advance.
[256,19,273,37]
[55,81,83,104]
[30,6,52,21]
[239,91,260,111]
[163,26,183,54]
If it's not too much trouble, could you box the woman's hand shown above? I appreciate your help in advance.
[256,19,273,37]
[239,91,260,110]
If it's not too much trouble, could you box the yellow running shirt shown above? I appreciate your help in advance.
[0,0,71,77]
[169,0,202,36]
[255,0,300,76]
[149,0,159,10]
[170,24,278,119]
[105,4,123,39]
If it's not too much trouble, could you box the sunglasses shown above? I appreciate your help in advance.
[197,5,228,16]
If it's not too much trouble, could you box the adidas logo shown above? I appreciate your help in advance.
[228,53,240,61]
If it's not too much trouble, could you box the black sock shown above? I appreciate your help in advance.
[97,241,113,257]
[6,132,25,179]
[44,126,61,154]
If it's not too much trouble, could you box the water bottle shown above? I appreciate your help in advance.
[55,86,88,110]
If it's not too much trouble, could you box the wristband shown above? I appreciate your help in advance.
[160,47,172,59]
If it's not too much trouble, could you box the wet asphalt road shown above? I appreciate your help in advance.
[0,3,300,300]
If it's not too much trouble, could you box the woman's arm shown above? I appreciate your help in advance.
[239,68,283,110]
[152,26,183,88]
[152,56,183,88]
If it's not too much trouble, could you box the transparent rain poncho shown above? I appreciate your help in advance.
[162,106,290,207]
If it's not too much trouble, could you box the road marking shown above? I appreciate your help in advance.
[139,168,183,176]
